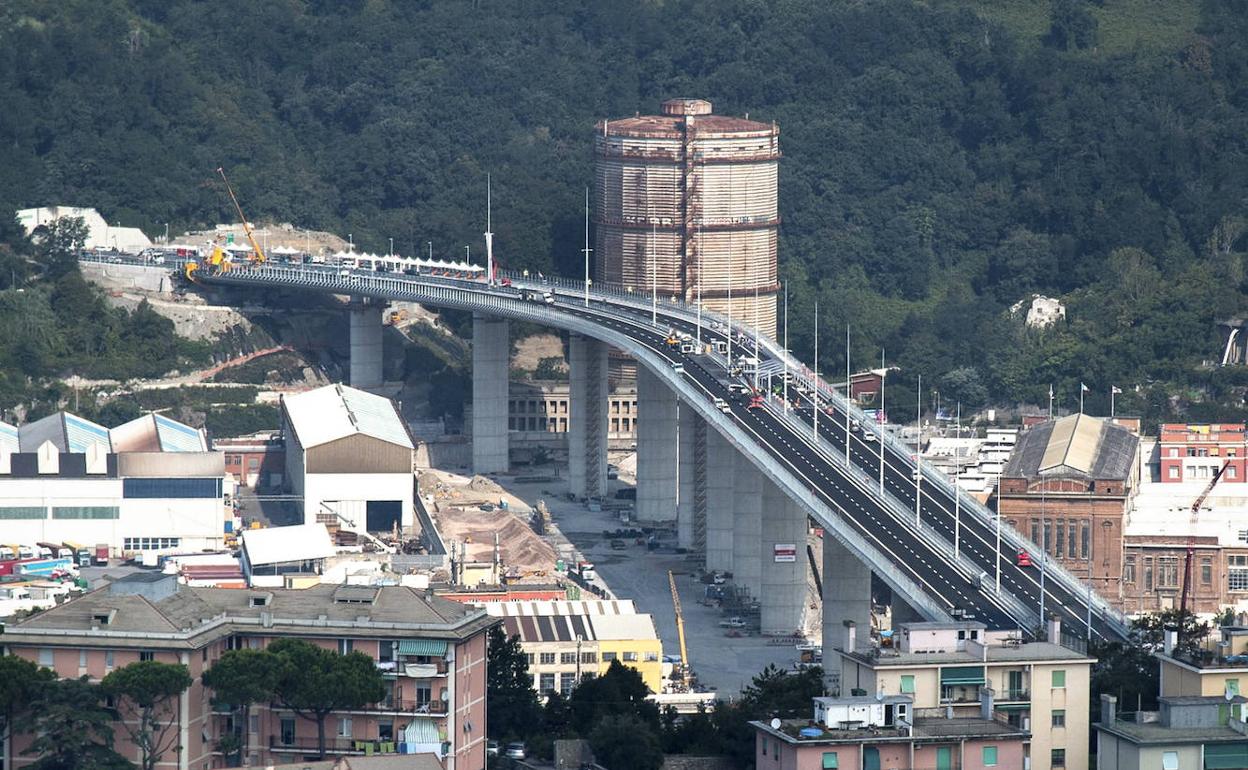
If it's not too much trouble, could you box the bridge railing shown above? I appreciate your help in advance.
[177,258,1125,636]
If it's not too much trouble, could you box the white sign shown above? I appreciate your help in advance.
[774,543,797,563]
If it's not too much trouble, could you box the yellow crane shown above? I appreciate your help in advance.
[668,570,691,691]
[217,167,268,266]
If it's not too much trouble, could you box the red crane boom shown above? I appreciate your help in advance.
[1179,459,1232,625]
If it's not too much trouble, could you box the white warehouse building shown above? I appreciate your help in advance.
[281,384,416,534]
[0,412,229,557]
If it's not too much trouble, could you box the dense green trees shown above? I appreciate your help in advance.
[102,662,193,770]
[0,0,1246,423]
[202,649,282,765]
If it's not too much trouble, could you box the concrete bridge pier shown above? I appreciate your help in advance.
[760,484,809,636]
[732,458,763,598]
[348,299,385,390]
[568,334,608,499]
[676,404,703,551]
[635,367,678,526]
[703,429,735,573]
[471,314,510,474]
[823,536,872,694]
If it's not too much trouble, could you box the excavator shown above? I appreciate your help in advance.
[185,167,268,281]
[1178,458,1232,647]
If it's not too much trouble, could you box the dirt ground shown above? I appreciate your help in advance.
[421,469,555,572]
[512,333,565,372]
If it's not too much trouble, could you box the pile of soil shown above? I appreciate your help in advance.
[437,508,555,571]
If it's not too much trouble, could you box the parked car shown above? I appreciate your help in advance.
[610,539,627,550]
[505,742,527,760]
[486,740,500,757]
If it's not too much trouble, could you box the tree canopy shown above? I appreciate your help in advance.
[101,661,193,770]
[1,0,1246,423]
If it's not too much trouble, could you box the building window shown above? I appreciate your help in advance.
[900,675,915,694]
[38,648,54,667]
[378,721,393,741]
[1168,466,1179,479]
[821,752,838,769]
[52,506,119,520]
[525,653,534,666]
[105,650,114,670]
[1124,556,1136,584]
[140,651,155,662]
[1160,557,1180,588]
[645,652,659,662]
[1052,670,1066,688]
[337,718,352,738]
[602,652,617,662]
[1145,558,1155,590]
[1052,709,1065,727]
[561,652,577,665]
[1051,748,1065,767]
[1055,521,1065,557]
[0,506,46,519]
[123,478,222,499]
[1231,466,1239,480]
[539,673,555,694]
[559,673,575,697]
[280,717,296,745]
[1070,522,1079,559]
[581,652,597,664]
[338,639,353,655]
[1229,555,1248,592]
[1031,520,1041,546]
[1160,751,1179,770]
[623,652,638,662]
[1044,522,1052,554]
[1203,559,1214,585]
[540,652,556,665]
[982,746,998,767]
[124,537,181,551]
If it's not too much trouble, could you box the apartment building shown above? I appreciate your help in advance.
[1096,693,1248,770]
[1,573,496,770]
[752,694,1029,770]
[833,620,1093,770]
[1158,423,1247,484]
[484,600,664,694]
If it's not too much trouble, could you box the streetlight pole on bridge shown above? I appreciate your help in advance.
[813,301,819,441]
[845,325,851,464]
[582,188,592,308]
[915,372,922,526]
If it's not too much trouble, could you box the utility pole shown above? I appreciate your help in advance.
[879,348,886,493]
[582,187,591,307]
[783,283,789,412]
[915,373,922,526]
[845,325,851,463]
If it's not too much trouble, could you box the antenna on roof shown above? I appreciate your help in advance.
[484,174,495,285]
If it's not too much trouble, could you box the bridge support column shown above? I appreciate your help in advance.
[471,314,509,474]
[569,334,608,499]
[676,405,703,552]
[349,299,384,390]
[823,536,872,694]
[732,458,763,598]
[635,367,678,526]
[703,429,735,572]
[760,484,808,636]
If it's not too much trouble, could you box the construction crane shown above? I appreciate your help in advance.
[668,570,691,691]
[216,167,268,266]
[1179,459,1232,637]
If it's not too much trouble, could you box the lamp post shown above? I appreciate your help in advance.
[582,188,592,307]
[813,301,819,441]
[845,325,851,463]
[783,283,789,412]
[650,222,657,326]
[879,348,886,493]
[915,372,922,526]
[389,238,393,258]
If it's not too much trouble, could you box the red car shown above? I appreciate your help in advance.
[1016,550,1033,568]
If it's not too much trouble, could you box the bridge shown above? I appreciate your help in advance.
[87,253,1130,655]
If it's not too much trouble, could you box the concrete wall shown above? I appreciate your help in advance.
[300,472,414,530]
[635,366,678,525]
[472,314,510,474]
[79,261,174,294]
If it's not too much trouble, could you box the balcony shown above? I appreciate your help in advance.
[269,736,397,754]
[999,688,1030,702]
[382,698,447,716]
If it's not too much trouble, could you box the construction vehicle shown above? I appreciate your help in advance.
[1179,459,1232,643]
[665,331,681,350]
[217,167,268,266]
[387,309,408,325]
[669,570,691,691]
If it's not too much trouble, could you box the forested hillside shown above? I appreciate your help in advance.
[2,0,1247,425]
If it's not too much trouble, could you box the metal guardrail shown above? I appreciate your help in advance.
[139,256,1126,638]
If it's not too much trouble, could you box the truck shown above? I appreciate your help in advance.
[94,544,110,566]
[38,542,73,560]
[63,542,91,568]
[571,561,596,582]
[15,557,75,577]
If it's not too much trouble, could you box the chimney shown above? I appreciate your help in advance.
[843,620,857,652]
[1046,614,1061,643]
[1164,626,1178,656]
[980,686,995,720]
[1101,694,1118,725]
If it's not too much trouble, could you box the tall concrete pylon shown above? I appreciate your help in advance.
[568,334,608,498]
[760,483,809,636]
[676,404,703,551]
[703,428,735,572]
[348,300,384,390]
[635,366,678,526]
[823,536,872,695]
[471,314,510,474]
[732,456,763,597]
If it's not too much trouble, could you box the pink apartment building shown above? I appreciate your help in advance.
[0,572,496,770]
[752,695,1029,770]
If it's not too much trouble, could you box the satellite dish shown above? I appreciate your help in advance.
[770,718,782,730]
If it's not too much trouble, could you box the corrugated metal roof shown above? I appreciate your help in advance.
[283,384,413,450]
[19,412,110,453]
[1039,413,1101,474]
[589,613,659,641]
[64,413,111,453]
[0,421,17,454]
[153,414,207,451]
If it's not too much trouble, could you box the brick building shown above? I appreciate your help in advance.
[1158,423,1247,484]
[215,432,286,490]
[1,573,495,770]
[998,413,1139,601]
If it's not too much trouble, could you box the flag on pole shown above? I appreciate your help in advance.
[1111,385,1122,394]
[1080,382,1089,392]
